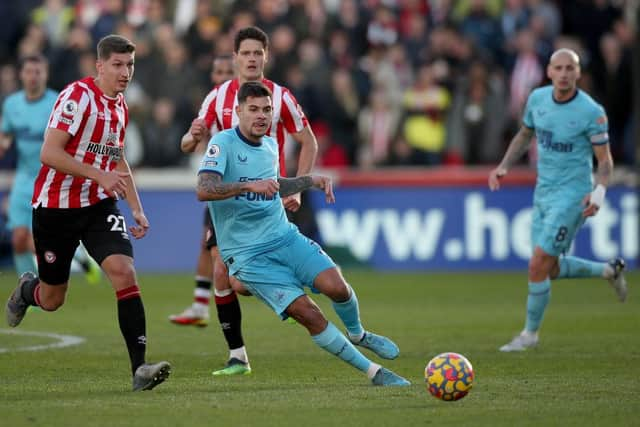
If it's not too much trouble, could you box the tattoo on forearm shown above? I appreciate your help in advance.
[278,176,313,197]
[198,173,244,199]
[501,128,533,169]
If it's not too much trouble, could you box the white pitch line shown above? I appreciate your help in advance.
[0,329,85,353]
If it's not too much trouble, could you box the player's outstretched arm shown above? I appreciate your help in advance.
[582,143,614,217]
[197,172,279,201]
[278,175,335,204]
[488,125,534,191]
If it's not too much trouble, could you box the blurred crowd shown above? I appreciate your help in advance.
[0,0,637,171]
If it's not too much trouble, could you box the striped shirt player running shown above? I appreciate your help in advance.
[168,55,235,329]
[174,26,318,376]
[5,35,170,391]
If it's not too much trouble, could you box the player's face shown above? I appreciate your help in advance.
[237,96,272,140]
[20,61,47,95]
[234,39,267,81]
[547,53,580,93]
[211,59,234,86]
[96,52,135,96]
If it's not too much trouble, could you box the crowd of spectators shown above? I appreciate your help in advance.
[0,0,636,171]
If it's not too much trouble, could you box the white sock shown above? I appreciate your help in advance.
[602,263,615,279]
[349,331,365,343]
[230,346,248,364]
[214,287,234,297]
[366,362,382,379]
[192,302,209,311]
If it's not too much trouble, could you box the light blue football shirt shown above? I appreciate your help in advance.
[523,86,608,201]
[198,127,296,272]
[1,89,58,181]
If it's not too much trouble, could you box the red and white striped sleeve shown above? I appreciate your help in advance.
[197,86,220,134]
[48,83,89,136]
[279,87,309,134]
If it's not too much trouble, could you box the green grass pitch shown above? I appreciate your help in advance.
[1,270,638,427]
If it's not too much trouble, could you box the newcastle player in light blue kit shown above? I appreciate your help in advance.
[0,55,100,282]
[197,81,409,386]
[488,48,628,352]
[0,55,57,276]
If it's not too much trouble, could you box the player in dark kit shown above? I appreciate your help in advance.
[5,34,171,391]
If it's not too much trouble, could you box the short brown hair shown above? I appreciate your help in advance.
[234,26,269,52]
[97,34,135,60]
[237,81,272,104]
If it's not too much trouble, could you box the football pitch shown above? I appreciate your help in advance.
[1,270,638,427]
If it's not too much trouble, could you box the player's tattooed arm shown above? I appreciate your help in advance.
[197,172,249,201]
[278,176,313,197]
[279,175,335,203]
[499,126,535,170]
[592,144,614,187]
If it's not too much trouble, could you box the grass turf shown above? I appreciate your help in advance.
[0,270,638,427]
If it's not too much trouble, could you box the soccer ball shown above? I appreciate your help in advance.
[425,352,474,401]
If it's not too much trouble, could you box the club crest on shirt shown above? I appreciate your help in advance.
[596,115,608,125]
[207,144,220,158]
[105,131,118,146]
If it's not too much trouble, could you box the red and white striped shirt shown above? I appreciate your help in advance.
[32,77,128,208]
[198,78,308,174]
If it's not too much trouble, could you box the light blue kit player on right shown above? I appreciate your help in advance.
[488,49,628,352]
[197,81,410,386]
[0,55,57,276]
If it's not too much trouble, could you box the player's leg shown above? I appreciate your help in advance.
[72,242,102,285]
[168,244,212,325]
[10,226,37,276]
[291,235,400,360]
[502,202,577,352]
[235,253,409,386]
[286,295,408,385]
[499,244,555,352]
[169,209,214,326]
[313,267,401,360]
[551,254,627,302]
[546,202,627,301]
[6,205,78,326]
[83,199,170,390]
[7,190,37,276]
[211,251,250,375]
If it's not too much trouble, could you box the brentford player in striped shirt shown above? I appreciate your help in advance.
[178,26,319,375]
[5,35,170,391]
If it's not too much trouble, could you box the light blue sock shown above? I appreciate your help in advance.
[312,322,371,372]
[332,288,365,337]
[557,256,606,279]
[525,279,551,333]
[14,252,37,276]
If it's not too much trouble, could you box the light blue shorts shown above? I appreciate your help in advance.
[7,184,34,230]
[531,198,585,256]
[233,232,336,320]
